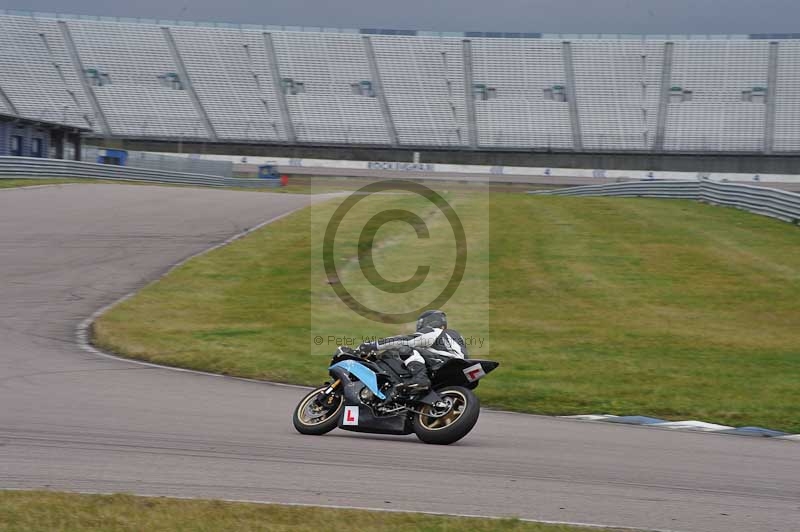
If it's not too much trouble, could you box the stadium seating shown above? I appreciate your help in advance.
[169,26,286,141]
[572,40,665,150]
[471,38,573,149]
[0,11,797,153]
[370,35,469,146]
[273,32,389,144]
[0,15,92,128]
[664,40,770,152]
[68,19,205,138]
[774,41,800,152]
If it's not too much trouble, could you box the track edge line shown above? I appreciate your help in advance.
[75,203,314,391]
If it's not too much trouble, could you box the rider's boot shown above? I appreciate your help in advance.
[399,361,431,394]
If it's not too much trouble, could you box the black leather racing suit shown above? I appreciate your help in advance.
[365,328,468,390]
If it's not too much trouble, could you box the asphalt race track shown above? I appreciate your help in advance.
[1,184,798,532]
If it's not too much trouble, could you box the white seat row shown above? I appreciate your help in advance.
[371,35,469,146]
[774,41,800,152]
[472,39,572,149]
[0,15,93,127]
[665,41,770,152]
[2,13,800,152]
[68,19,205,137]
[170,27,286,141]
[272,32,389,144]
[572,40,665,150]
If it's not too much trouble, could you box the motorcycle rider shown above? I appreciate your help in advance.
[358,310,467,394]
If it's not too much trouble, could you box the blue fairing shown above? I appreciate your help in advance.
[329,360,386,400]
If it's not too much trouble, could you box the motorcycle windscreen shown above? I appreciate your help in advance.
[329,360,386,399]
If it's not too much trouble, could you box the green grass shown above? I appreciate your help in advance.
[0,176,549,195]
[274,176,550,194]
[0,491,610,532]
[0,176,362,194]
[94,192,800,432]
[0,178,88,189]
[0,176,340,194]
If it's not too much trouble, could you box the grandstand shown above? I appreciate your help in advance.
[1,10,799,155]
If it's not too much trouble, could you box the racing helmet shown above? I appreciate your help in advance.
[416,310,447,331]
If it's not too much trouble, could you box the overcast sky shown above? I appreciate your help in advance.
[1,0,798,34]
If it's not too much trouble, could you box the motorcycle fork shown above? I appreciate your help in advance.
[323,379,341,395]
[314,379,342,409]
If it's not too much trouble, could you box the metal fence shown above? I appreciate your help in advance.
[532,180,800,224]
[82,147,234,178]
[0,157,279,188]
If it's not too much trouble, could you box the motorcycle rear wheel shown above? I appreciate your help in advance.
[292,386,343,435]
[412,386,480,445]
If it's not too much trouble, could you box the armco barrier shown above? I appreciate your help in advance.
[0,157,278,188]
[198,154,800,185]
[83,147,234,178]
[532,180,800,224]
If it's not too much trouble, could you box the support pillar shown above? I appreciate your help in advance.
[362,36,399,147]
[263,33,297,143]
[73,133,82,161]
[462,39,478,149]
[765,41,779,154]
[59,20,110,135]
[53,129,65,159]
[0,84,18,116]
[562,41,583,151]
[654,42,675,151]
[162,26,218,141]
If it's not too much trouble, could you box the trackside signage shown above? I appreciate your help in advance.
[367,161,435,172]
[193,153,800,184]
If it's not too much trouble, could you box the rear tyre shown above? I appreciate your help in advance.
[413,386,480,445]
[292,386,343,435]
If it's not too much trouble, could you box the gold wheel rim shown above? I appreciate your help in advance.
[418,390,468,431]
[297,388,342,426]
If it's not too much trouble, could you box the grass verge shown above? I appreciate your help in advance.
[0,176,379,194]
[0,491,613,532]
[0,176,549,194]
[0,178,89,189]
[94,192,800,432]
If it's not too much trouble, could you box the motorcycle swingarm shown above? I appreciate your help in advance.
[414,390,444,406]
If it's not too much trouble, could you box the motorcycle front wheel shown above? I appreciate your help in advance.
[412,386,480,445]
[292,385,343,435]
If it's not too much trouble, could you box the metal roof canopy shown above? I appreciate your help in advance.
[0,112,91,133]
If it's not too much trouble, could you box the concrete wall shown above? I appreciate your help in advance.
[95,138,800,175]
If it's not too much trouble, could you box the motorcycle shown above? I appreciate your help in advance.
[292,346,499,445]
